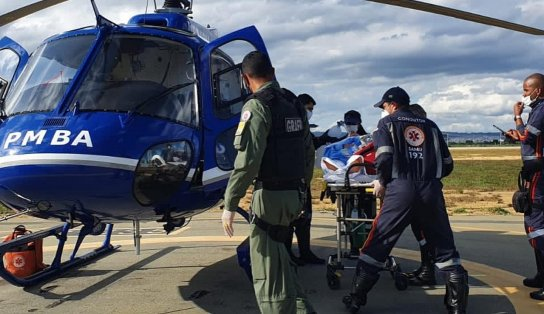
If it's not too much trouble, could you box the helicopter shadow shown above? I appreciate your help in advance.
[178,245,516,314]
[23,246,180,303]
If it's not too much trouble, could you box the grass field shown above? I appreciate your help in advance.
[445,147,519,191]
[442,160,518,191]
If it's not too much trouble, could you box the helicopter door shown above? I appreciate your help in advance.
[199,26,268,185]
[0,37,29,102]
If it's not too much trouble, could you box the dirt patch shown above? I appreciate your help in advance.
[306,184,518,216]
[443,190,517,215]
[229,179,517,217]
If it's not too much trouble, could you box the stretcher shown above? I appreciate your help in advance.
[322,162,408,291]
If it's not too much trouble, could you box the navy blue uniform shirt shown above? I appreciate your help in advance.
[373,108,453,186]
[517,99,544,167]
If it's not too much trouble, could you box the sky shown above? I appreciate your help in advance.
[1,0,544,133]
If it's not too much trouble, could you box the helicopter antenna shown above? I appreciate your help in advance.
[0,0,68,27]
[90,0,118,27]
[368,0,544,36]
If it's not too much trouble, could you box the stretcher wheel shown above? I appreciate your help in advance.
[327,270,341,290]
[394,272,409,291]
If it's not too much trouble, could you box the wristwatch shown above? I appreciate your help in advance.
[514,115,522,121]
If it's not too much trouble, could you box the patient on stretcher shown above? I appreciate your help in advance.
[321,135,376,184]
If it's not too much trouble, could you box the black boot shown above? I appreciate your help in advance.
[405,244,436,286]
[346,262,380,314]
[444,267,469,314]
[296,215,325,265]
[529,250,544,300]
[524,249,544,288]
[530,288,544,300]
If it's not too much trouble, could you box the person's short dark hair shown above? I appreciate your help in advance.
[344,110,362,125]
[409,103,427,118]
[298,93,315,106]
[373,86,410,108]
[242,51,273,78]
[526,73,544,89]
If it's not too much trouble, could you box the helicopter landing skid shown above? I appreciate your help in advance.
[0,222,119,287]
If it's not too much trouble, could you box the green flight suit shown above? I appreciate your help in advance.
[224,81,315,314]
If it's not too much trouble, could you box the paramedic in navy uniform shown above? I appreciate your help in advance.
[505,73,544,300]
[346,87,469,314]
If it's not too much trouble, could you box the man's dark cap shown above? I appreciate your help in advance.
[373,86,410,108]
[298,93,315,106]
[344,110,361,125]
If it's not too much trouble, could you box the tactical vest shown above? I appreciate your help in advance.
[250,87,306,188]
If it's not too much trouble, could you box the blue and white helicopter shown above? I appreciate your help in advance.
[0,0,265,286]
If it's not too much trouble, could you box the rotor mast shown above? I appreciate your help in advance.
[157,0,193,15]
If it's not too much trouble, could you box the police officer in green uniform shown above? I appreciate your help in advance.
[221,51,316,314]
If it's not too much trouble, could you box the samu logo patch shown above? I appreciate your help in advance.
[404,126,425,146]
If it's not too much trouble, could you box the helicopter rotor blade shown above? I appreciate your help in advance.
[0,0,69,28]
[367,0,544,36]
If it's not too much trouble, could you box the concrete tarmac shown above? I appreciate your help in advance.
[0,211,543,313]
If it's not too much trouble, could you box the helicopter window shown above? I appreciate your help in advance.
[4,35,95,115]
[216,126,237,170]
[213,64,249,119]
[74,35,197,126]
[210,41,255,119]
[0,49,20,92]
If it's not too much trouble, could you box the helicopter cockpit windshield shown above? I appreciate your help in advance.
[4,35,95,115]
[74,35,197,126]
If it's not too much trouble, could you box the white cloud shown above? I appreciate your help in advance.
[0,0,542,132]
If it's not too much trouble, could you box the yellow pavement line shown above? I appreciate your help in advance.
[167,226,191,236]
[451,225,526,236]
[312,217,527,236]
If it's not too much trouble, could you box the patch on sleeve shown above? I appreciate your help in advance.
[235,121,246,136]
[235,110,252,136]
[241,110,252,121]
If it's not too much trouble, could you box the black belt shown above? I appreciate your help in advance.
[252,215,291,243]
[254,179,303,191]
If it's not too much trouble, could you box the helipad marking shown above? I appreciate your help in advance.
[166,226,190,236]
[451,225,525,235]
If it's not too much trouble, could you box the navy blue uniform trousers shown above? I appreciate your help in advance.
[526,170,544,252]
[361,179,460,272]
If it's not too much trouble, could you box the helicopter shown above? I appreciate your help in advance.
[0,0,542,288]
[0,0,267,286]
